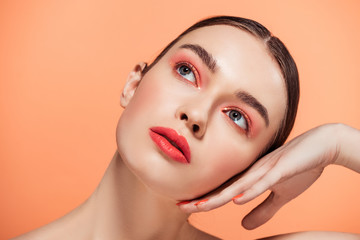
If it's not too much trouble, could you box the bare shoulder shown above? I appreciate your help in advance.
[10,228,47,240]
[259,231,360,240]
[10,224,60,240]
[10,214,74,240]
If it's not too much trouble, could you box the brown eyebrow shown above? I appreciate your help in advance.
[179,44,268,126]
[236,90,269,127]
[179,44,217,72]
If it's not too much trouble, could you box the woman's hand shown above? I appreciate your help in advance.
[178,123,360,229]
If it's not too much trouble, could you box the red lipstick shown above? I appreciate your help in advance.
[149,127,191,164]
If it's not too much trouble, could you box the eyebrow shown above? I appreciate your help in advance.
[179,44,217,72]
[236,90,269,127]
[179,44,269,127]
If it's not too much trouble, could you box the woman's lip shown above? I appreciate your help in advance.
[149,127,191,164]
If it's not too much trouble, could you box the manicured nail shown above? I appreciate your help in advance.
[194,199,208,206]
[176,200,191,206]
[232,193,244,201]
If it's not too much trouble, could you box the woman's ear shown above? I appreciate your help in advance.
[120,62,147,108]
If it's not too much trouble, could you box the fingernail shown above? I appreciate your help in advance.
[232,193,244,201]
[194,199,208,206]
[176,200,191,206]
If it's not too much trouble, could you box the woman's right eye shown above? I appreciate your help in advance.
[175,63,197,85]
[223,109,249,132]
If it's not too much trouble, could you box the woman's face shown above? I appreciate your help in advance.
[116,25,287,200]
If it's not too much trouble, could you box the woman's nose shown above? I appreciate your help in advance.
[176,105,208,139]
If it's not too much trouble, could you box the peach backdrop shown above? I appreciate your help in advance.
[1,0,359,239]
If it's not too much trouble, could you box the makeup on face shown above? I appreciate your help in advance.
[149,126,191,164]
[168,46,267,138]
[116,25,287,200]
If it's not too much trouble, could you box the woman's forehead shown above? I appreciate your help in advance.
[167,25,284,86]
[174,25,267,55]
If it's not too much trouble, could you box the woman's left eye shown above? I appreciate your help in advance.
[176,64,197,84]
[224,109,248,131]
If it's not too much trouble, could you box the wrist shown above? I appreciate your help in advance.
[330,123,346,166]
[331,123,360,172]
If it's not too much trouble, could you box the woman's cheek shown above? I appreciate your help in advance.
[207,139,254,182]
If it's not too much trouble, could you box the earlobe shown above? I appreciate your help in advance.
[120,62,147,108]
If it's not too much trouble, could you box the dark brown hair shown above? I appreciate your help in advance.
[142,16,299,157]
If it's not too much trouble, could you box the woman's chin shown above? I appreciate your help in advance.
[143,176,216,202]
[127,167,210,201]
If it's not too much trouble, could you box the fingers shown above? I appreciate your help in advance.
[178,177,247,213]
[242,192,284,230]
[177,127,332,221]
[178,189,235,213]
[232,167,283,205]
[178,159,278,213]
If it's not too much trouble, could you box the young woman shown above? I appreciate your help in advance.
[12,16,360,240]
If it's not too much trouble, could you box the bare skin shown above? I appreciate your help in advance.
[11,23,359,240]
[179,123,360,238]
[260,231,360,240]
[12,25,286,240]
[12,151,219,240]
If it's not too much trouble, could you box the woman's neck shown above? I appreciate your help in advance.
[88,150,193,240]
[17,151,215,240]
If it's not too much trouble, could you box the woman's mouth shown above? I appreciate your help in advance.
[149,127,191,164]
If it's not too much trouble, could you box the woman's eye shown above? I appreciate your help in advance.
[176,64,196,84]
[224,109,248,131]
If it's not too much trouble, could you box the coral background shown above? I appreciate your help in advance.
[1,0,359,239]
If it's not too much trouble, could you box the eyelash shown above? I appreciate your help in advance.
[222,107,251,135]
[174,62,200,87]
